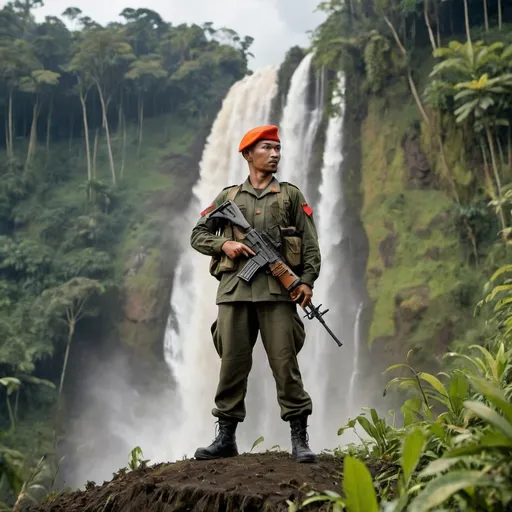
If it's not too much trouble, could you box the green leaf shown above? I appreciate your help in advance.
[419,457,463,478]
[463,400,512,441]
[409,471,494,512]
[0,377,21,395]
[468,377,512,423]
[402,427,426,485]
[490,264,512,281]
[342,456,379,512]
[401,398,424,426]
[468,345,498,379]
[338,418,356,435]
[486,284,512,302]
[250,436,264,452]
[418,372,448,397]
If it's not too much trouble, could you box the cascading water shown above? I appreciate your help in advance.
[279,52,323,194]
[163,56,361,458]
[297,73,352,450]
[348,301,364,413]
[163,66,279,459]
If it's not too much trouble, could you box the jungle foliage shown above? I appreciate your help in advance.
[0,1,252,508]
[290,0,512,510]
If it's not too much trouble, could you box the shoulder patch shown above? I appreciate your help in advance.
[201,204,215,217]
[301,202,313,216]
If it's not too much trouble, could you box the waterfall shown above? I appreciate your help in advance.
[279,52,323,195]
[348,301,364,413]
[163,66,279,459]
[163,58,358,458]
[299,73,350,450]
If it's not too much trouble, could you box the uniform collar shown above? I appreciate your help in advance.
[241,176,280,198]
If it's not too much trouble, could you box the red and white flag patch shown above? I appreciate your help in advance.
[301,202,313,216]
[201,204,215,217]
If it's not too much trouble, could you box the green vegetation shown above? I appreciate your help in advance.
[0,1,252,508]
[1,0,512,509]
[310,0,512,356]
[286,0,512,510]
[289,263,512,511]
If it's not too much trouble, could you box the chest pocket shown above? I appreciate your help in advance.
[209,185,241,280]
[273,185,303,271]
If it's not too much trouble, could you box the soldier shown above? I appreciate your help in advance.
[190,125,321,463]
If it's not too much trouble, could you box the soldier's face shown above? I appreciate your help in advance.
[247,140,281,173]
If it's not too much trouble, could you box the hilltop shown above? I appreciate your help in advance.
[27,452,357,512]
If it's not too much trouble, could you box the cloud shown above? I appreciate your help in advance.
[34,0,325,69]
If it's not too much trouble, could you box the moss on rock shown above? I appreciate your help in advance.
[360,97,473,356]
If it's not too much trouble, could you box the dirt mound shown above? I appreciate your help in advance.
[30,452,344,511]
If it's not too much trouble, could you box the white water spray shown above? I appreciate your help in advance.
[163,66,278,459]
[279,52,323,194]
[348,301,364,414]
[299,73,349,450]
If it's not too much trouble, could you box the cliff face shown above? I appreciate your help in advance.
[357,89,482,367]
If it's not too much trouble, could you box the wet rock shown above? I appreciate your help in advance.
[402,128,437,189]
[394,285,430,338]
[424,246,441,260]
[379,232,398,268]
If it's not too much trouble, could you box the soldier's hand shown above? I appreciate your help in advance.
[290,284,313,309]
[221,241,256,260]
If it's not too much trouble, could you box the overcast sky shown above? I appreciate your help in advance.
[33,0,326,70]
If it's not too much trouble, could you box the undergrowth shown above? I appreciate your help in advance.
[290,263,512,511]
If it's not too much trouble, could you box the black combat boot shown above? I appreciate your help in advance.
[290,416,316,463]
[194,419,239,460]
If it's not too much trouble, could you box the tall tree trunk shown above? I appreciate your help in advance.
[6,395,15,432]
[498,0,502,30]
[68,112,74,155]
[92,128,99,180]
[4,119,9,154]
[121,108,127,179]
[483,0,489,31]
[424,0,437,53]
[485,126,507,243]
[79,89,92,182]
[7,87,14,158]
[463,0,472,45]
[434,0,441,47]
[57,320,75,414]
[137,96,144,159]
[508,125,511,175]
[486,125,503,195]
[95,81,116,185]
[24,98,39,172]
[497,134,506,173]
[46,98,53,153]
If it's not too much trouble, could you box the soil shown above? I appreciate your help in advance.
[28,452,347,512]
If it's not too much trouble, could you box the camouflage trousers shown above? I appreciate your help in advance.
[210,301,313,422]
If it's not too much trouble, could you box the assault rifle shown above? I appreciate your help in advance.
[207,200,342,347]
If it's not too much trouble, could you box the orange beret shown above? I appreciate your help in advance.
[238,125,280,152]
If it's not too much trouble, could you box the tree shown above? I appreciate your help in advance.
[125,54,167,155]
[68,27,135,185]
[61,6,82,22]
[39,277,104,411]
[19,69,60,170]
[430,40,512,243]
[0,39,40,158]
